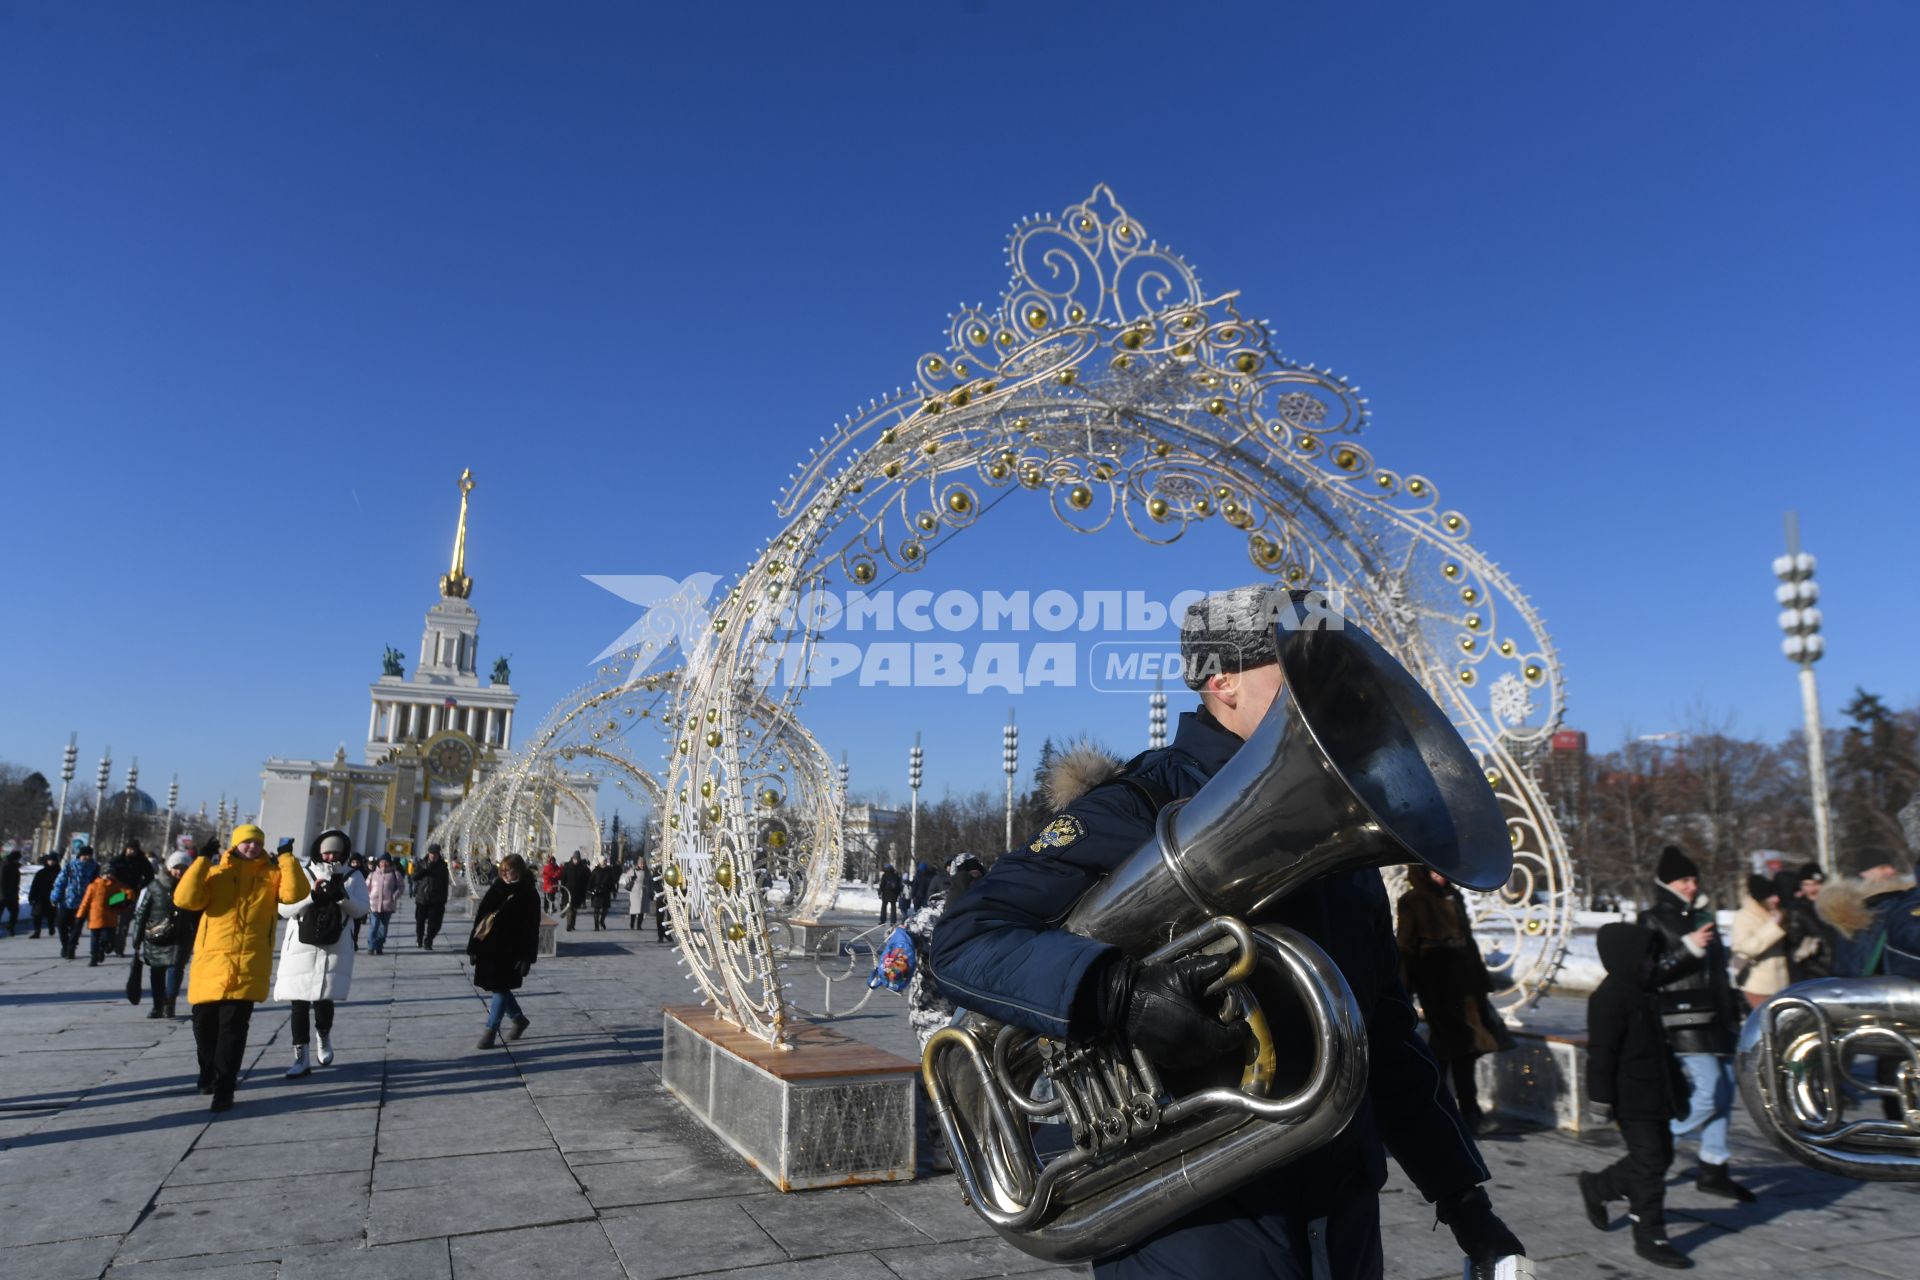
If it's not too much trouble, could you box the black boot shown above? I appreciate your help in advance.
[1695,1163,1756,1202]
[1577,1170,1610,1230]
[1633,1227,1693,1269]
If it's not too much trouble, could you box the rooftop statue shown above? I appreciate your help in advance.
[381,646,405,678]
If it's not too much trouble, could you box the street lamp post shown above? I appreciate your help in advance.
[124,758,139,848]
[94,748,112,852]
[1774,512,1834,877]
[908,735,923,865]
[837,754,853,879]
[1002,711,1019,851]
[1149,679,1168,750]
[50,734,77,861]
[161,775,179,856]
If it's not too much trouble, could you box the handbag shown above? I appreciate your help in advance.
[473,908,500,943]
[125,956,144,1005]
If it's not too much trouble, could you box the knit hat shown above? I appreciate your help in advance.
[1795,861,1825,884]
[1746,874,1778,904]
[231,823,266,846]
[165,851,193,871]
[315,828,351,858]
[1772,869,1803,902]
[1848,845,1898,876]
[1656,845,1698,882]
[427,842,443,855]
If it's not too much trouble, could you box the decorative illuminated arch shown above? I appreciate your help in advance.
[636,185,1572,1044]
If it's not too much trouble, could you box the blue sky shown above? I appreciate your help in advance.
[3,2,1915,822]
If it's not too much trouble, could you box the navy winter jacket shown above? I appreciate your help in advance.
[931,709,1490,1270]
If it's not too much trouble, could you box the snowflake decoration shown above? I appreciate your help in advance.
[1489,672,1534,728]
[1276,391,1328,426]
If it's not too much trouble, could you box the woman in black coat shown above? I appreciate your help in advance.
[1395,867,1515,1133]
[467,853,541,1049]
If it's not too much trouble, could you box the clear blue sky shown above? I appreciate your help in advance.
[4,2,1915,822]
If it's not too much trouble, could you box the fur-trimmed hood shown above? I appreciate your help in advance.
[1044,741,1125,811]
[1817,875,1916,939]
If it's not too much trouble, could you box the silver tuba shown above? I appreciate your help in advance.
[923,613,1512,1263]
[1736,976,1920,1180]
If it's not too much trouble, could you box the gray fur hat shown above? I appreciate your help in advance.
[1900,792,1920,859]
[1178,584,1283,690]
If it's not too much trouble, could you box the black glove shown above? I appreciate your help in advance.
[1434,1186,1525,1265]
[1094,951,1250,1069]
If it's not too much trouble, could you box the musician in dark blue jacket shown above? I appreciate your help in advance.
[931,585,1523,1280]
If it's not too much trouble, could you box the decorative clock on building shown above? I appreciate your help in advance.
[424,730,478,784]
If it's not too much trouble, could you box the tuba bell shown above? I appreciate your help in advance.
[923,612,1512,1263]
[1736,976,1920,1181]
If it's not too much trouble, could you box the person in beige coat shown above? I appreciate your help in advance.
[1731,874,1790,1009]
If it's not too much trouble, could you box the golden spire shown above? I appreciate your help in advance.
[440,468,475,599]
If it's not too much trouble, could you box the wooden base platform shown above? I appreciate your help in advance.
[660,1004,918,1191]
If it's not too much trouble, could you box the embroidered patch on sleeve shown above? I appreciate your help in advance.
[1028,814,1086,854]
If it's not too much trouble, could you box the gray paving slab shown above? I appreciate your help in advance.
[448,1219,627,1280]
[116,1184,370,1262]
[166,1132,373,1184]
[742,1186,936,1258]
[870,1237,1062,1280]
[4,1232,124,1280]
[601,1199,790,1280]
[281,1238,453,1280]
[10,909,1920,1279]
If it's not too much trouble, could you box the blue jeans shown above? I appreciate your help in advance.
[367,912,391,952]
[487,990,524,1030]
[1671,1052,1733,1166]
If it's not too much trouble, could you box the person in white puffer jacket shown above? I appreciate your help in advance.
[272,828,369,1077]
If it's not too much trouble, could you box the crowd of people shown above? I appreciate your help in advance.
[0,827,666,1110]
[1576,837,1919,1268]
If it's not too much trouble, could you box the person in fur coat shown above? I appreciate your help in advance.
[1395,867,1516,1134]
[1816,844,1920,980]
[272,828,369,1077]
[1730,874,1790,1007]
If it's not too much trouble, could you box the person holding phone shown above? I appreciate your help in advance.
[1639,845,1753,1203]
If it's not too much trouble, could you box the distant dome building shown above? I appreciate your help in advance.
[110,787,160,817]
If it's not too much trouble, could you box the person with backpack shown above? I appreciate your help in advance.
[468,852,541,1048]
[174,823,310,1112]
[411,844,452,949]
[588,856,618,931]
[129,850,194,1018]
[364,853,404,955]
[75,861,132,967]
[51,841,98,959]
[1578,923,1693,1269]
[559,851,591,932]
[272,828,369,1078]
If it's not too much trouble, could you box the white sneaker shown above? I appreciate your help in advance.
[316,1033,334,1066]
[286,1046,310,1078]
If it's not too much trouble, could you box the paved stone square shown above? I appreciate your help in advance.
[4,904,1915,1279]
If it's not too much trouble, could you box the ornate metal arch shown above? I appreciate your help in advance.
[649,185,1571,1044]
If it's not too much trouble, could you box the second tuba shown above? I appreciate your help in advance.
[923,610,1512,1263]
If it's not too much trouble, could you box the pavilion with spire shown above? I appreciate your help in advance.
[256,470,597,863]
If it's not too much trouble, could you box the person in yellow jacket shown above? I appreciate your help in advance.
[172,823,309,1112]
